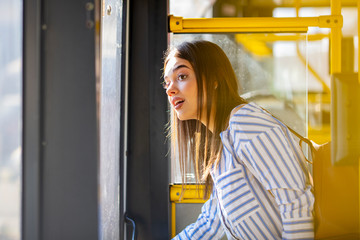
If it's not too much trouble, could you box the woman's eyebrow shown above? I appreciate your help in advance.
[172,64,190,72]
[164,64,190,79]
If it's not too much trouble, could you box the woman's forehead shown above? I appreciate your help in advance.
[164,57,192,78]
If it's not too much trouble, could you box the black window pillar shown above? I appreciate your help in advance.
[127,0,169,239]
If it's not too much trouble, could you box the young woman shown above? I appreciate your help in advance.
[163,40,314,240]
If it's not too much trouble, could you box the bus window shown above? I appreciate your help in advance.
[0,1,22,239]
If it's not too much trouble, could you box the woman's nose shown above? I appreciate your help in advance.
[166,82,178,96]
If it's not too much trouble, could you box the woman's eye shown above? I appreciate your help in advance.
[162,81,170,89]
[177,74,187,81]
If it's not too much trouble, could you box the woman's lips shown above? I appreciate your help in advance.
[171,97,185,109]
[174,100,184,110]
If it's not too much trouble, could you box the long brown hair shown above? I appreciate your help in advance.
[164,40,246,198]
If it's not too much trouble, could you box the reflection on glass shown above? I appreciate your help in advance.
[98,0,123,239]
[0,0,22,240]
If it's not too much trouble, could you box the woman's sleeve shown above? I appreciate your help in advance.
[234,126,314,240]
[172,190,224,240]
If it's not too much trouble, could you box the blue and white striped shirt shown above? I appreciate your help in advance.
[173,102,314,240]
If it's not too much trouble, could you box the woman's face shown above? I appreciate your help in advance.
[164,56,198,121]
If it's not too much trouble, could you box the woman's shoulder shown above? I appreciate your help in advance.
[227,102,281,133]
[229,102,276,123]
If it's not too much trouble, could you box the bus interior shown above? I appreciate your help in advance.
[1,0,360,239]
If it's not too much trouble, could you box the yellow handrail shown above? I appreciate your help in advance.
[169,15,343,33]
[170,185,207,238]
[170,184,207,202]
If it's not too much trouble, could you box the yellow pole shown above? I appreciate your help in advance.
[358,0,360,233]
[330,0,342,74]
[171,202,176,238]
[358,0,360,84]
[295,0,301,17]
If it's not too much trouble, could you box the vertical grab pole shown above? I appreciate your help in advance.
[330,0,342,74]
[358,0,360,233]
[358,0,360,84]
[171,202,176,238]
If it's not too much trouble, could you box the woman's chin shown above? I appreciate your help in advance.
[176,112,196,121]
[177,114,187,121]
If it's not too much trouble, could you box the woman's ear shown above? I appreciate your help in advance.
[214,81,218,89]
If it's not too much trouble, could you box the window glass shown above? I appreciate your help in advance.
[169,1,309,184]
[98,0,123,239]
[0,0,23,239]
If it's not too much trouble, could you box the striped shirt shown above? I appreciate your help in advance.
[173,102,314,240]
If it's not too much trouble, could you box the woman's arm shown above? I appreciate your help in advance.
[173,190,224,240]
[233,125,314,239]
